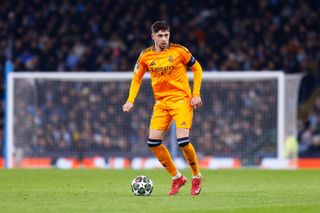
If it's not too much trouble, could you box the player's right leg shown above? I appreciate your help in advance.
[148,129,177,176]
[149,105,186,195]
[148,129,187,195]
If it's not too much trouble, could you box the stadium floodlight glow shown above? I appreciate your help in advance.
[5,71,301,168]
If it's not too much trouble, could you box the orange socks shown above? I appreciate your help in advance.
[148,139,177,177]
[178,137,200,176]
[148,138,200,177]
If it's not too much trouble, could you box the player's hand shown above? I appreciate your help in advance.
[123,101,134,112]
[191,96,202,109]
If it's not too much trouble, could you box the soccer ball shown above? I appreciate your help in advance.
[131,175,153,196]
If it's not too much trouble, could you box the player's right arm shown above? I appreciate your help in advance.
[123,53,147,112]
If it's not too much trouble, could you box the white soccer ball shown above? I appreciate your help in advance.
[131,175,153,196]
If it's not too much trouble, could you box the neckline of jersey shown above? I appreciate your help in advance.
[152,42,171,52]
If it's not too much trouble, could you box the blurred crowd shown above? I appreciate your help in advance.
[1,0,319,73]
[13,79,277,164]
[14,80,133,158]
[193,80,278,164]
[1,0,320,158]
[298,93,320,157]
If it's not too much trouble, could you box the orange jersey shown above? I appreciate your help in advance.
[127,43,202,106]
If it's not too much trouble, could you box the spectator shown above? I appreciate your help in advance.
[0,0,317,73]
[1,0,320,159]
[11,78,278,164]
[299,95,320,157]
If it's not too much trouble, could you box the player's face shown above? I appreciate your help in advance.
[152,30,170,50]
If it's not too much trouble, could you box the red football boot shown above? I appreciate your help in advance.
[191,176,203,196]
[168,176,187,195]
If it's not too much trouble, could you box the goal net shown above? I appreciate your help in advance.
[5,72,301,168]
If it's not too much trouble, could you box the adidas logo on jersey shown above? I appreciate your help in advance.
[168,56,174,63]
[150,61,156,66]
[180,121,186,126]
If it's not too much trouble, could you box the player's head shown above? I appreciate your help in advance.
[151,20,170,50]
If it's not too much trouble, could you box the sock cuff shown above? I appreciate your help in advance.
[147,138,162,147]
[172,171,182,180]
[177,137,190,147]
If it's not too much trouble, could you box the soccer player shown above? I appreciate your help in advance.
[123,20,203,196]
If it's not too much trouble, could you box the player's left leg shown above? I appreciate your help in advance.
[176,129,199,175]
[173,101,203,195]
[176,128,203,196]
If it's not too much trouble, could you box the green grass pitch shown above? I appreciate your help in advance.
[0,169,319,213]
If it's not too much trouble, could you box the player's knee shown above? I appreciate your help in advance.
[177,137,190,147]
[147,138,162,147]
[176,128,189,139]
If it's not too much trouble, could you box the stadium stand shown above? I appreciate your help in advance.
[298,90,320,157]
[1,0,320,159]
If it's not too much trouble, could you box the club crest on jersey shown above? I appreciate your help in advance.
[150,61,156,66]
[168,56,174,63]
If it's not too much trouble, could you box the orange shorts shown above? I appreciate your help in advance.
[150,99,193,131]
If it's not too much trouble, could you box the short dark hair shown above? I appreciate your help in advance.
[151,20,170,34]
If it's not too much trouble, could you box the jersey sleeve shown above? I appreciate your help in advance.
[190,60,202,96]
[179,46,202,96]
[179,46,197,67]
[133,53,147,79]
[127,54,147,103]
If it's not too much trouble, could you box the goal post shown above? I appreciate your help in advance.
[5,71,301,168]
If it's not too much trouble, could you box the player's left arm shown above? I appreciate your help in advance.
[181,47,203,109]
[189,59,202,109]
